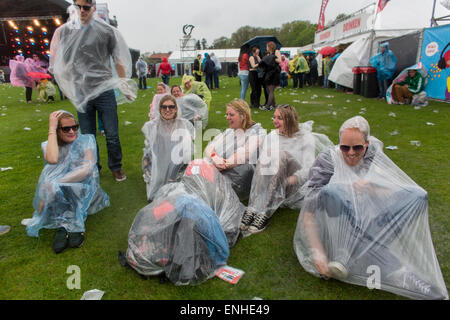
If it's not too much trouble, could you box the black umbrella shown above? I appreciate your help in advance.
[241,36,282,57]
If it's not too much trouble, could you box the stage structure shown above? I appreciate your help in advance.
[179,24,197,75]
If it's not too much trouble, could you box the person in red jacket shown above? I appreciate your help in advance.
[157,57,174,85]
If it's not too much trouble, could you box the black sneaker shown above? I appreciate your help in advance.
[53,228,68,254]
[240,210,256,231]
[248,214,270,234]
[68,232,85,248]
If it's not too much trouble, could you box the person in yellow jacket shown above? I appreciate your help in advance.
[289,55,300,88]
[296,52,310,89]
[182,75,212,110]
[193,54,203,81]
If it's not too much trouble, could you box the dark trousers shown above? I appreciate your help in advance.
[205,72,214,89]
[298,73,305,88]
[249,71,262,108]
[162,74,170,85]
[292,73,299,88]
[213,70,220,89]
[194,73,202,82]
[25,87,33,102]
[78,90,122,172]
[138,76,147,90]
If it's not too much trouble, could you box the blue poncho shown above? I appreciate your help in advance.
[27,134,110,237]
[370,42,397,81]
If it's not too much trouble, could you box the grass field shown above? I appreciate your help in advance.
[0,76,448,300]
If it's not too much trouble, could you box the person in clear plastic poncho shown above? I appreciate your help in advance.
[293,116,448,300]
[241,105,333,235]
[49,1,137,112]
[124,193,229,285]
[204,99,266,200]
[9,55,35,103]
[148,82,170,120]
[181,74,212,110]
[49,1,137,182]
[142,95,195,202]
[171,84,209,129]
[27,110,110,254]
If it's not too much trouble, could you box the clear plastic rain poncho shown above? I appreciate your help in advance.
[386,62,428,106]
[27,134,110,237]
[181,75,212,109]
[148,83,170,120]
[153,159,245,247]
[369,42,397,81]
[293,137,449,300]
[141,115,195,202]
[125,194,229,285]
[9,55,34,89]
[49,5,137,112]
[206,123,266,200]
[176,93,209,129]
[247,121,333,218]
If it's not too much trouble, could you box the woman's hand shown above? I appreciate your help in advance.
[211,155,227,171]
[49,111,62,132]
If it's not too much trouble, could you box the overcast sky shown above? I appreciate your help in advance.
[97,0,449,53]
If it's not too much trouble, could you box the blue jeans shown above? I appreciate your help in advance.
[323,76,329,88]
[378,79,389,98]
[213,70,220,89]
[280,72,288,88]
[238,73,249,100]
[162,74,170,85]
[78,90,122,172]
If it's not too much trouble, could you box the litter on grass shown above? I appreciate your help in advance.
[389,130,399,136]
[426,122,435,126]
[1,167,13,172]
[215,266,245,284]
[124,121,132,126]
[80,289,105,300]
[410,140,421,147]
[24,127,31,131]
[386,146,398,150]
[389,112,396,117]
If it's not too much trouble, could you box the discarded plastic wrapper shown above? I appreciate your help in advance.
[426,122,435,126]
[124,121,132,126]
[410,140,421,147]
[434,110,439,113]
[414,106,421,110]
[386,146,398,150]
[80,289,105,300]
[1,167,13,172]
[389,112,396,117]
[1,113,5,116]
[389,130,399,136]
[24,127,31,131]
[21,218,32,226]
[215,265,245,284]
[216,111,222,114]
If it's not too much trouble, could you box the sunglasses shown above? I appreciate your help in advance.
[59,124,79,133]
[160,105,176,110]
[339,144,365,153]
[75,4,93,11]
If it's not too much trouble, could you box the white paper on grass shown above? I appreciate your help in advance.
[80,289,105,300]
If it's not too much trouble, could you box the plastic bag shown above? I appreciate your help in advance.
[126,194,229,285]
[293,136,448,300]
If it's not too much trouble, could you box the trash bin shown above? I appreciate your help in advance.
[360,66,379,98]
[352,67,362,95]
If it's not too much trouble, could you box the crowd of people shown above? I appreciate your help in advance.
[1,0,447,300]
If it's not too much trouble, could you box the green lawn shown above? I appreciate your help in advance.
[0,76,448,300]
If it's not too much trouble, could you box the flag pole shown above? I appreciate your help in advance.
[431,0,437,27]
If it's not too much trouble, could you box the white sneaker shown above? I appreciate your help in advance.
[328,261,348,280]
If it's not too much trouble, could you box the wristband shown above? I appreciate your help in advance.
[210,153,216,158]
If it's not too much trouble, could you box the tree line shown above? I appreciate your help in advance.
[195,20,318,50]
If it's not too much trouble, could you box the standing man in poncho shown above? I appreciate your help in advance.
[49,0,137,182]
[370,42,397,100]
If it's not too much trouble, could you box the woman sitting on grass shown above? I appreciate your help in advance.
[148,82,170,120]
[204,99,266,200]
[171,84,209,129]
[142,95,195,202]
[241,105,333,235]
[181,74,212,110]
[26,110,110,254]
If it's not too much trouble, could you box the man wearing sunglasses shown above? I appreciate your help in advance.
[294,116,447,300]
[50,0,137,182]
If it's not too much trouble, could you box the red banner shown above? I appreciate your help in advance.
[377,0,391,13]
[317,0,329,32]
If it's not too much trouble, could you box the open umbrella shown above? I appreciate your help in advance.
[26,72,52,81]
[302,50,316,56]
[241,36,282,56]
[319,46,336,56]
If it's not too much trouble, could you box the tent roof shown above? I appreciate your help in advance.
[0,0,71,19]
